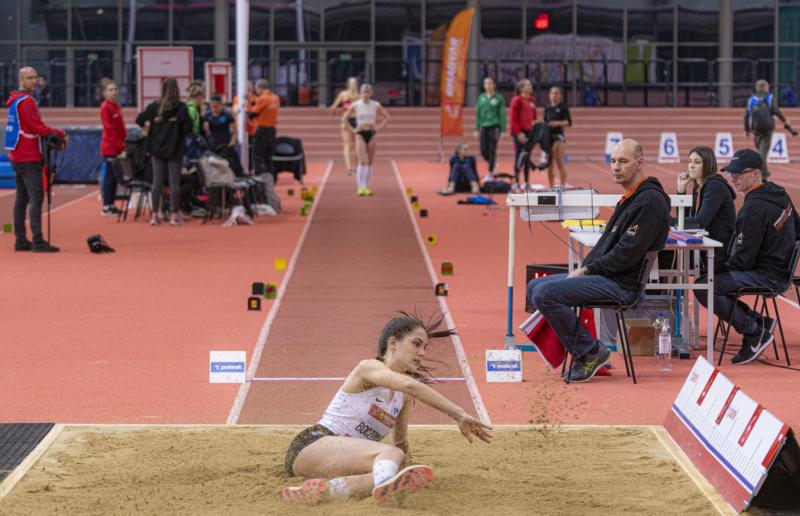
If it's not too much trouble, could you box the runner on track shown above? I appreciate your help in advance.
[342,83,390,197]
[281,313,491,504]
[544,86,572,188]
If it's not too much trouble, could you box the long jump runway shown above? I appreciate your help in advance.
[234,162,478,425]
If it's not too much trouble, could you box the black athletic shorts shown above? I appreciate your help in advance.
[284,424,336,476]
[358,129,376,143]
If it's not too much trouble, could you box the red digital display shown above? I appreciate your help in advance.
[534,13,550,31]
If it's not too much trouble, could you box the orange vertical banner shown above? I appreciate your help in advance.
[439,7,474,137]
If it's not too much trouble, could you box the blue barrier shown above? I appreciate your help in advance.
[0,125,142,187]
[0,155,13,188]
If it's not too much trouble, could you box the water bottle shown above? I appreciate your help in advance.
[654,313,672,371]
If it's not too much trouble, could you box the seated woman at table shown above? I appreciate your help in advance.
[674,146,736,270]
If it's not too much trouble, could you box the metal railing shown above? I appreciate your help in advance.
[1,56,797,109]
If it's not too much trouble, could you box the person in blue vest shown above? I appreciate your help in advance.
[744,80,795,180]
[5,66,67,253]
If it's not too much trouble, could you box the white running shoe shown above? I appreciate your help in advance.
[257,204,277,216]
[372,465,433,503]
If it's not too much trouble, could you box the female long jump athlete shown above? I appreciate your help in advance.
[342,83,390,196]
[281,313,492,504]
[329,77,360,176]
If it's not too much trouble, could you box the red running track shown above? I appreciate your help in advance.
[396,158,800,429]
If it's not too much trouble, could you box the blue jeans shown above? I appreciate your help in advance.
[102,157,118,207]
[526,273,639,360]
[695,271,788,336]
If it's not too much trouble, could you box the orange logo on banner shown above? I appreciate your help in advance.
[440,7,475,137]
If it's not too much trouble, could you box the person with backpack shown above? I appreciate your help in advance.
[6,66,67,252]
[135,77,193,226]
[744,80,795,180]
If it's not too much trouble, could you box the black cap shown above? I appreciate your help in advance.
[721,149,763,174]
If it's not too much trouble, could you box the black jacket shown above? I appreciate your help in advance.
[672,174,736,267]
[136,101,192,160]
[585,177,671,292]
[726,181,800,283]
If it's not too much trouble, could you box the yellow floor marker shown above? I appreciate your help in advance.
[274,258,287,271]
[426,234,437,245]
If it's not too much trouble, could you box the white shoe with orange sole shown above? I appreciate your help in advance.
[281,478,328,504]
[372,465,433,503]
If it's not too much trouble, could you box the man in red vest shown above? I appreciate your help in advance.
[6,66,67,252]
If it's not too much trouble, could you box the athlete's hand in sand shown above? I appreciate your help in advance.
[456,413,492,444]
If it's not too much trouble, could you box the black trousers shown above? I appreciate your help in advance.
[213,144,245,177]
[253,126,276,176]
[479,125,501,173]
[12,161,45,243]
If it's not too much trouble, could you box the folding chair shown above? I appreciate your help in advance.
[271,136,305,183]
[714,241,800,367]
[564,250,659,385]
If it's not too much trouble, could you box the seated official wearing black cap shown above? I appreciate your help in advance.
[695,149,800,364]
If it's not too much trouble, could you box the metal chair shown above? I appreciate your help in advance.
[564,250,659,385]
[714,241,800,367]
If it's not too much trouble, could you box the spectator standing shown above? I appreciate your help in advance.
[509,79,536,192]
[474,77,506,176]
[544,86,572,188]
[204,93,244,176]
[6,66,66,252]
[249,79,280,177]
[135,77,192,226]
[99,80,127,216]
[744,79,793,180]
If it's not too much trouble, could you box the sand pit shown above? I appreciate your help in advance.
[0,425,720,515]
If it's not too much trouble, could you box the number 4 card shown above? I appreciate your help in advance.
[768,132,789,163]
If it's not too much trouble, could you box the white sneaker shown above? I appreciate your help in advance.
[372,465,433,503]
[257,204,277,216]
[233,206,254,225]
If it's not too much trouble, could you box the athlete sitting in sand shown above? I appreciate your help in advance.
[281,313,492,504]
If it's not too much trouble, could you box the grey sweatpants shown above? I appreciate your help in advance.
[151,157,182,214]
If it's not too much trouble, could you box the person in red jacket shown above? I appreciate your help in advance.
[99,80,127,216]
[509,78,537,192]
[6,66,67,252]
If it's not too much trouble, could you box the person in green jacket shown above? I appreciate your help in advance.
[185,83,204,135]
[474,77,506,176]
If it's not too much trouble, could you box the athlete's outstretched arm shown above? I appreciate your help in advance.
[356,359,491,443]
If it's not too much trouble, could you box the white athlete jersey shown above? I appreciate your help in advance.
[318,386,404,441]
[352,99,379,126]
